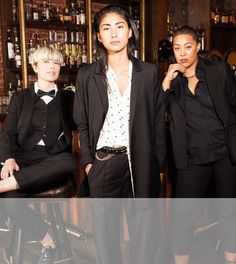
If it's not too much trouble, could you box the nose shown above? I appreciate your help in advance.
[111,28,117,38]
[49,61,56,68]
[180,48,186,56]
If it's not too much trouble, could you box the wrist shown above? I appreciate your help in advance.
[162,79,171,91]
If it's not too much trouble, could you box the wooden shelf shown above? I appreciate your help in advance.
[211,23,236,30]
[25,20,87,31]
[93,0,139,4]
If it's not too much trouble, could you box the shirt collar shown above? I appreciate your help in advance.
[34,82,58,96]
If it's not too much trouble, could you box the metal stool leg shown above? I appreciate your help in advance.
[15,228,23,264]
[52,203,74,264]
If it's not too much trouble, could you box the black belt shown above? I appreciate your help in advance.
[98,146,127,155]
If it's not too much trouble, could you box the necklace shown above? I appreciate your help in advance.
[184,74,196,79]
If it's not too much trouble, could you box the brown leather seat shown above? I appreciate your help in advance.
[32,176,76,198]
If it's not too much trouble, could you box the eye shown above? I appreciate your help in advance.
[117,25,124,29]
[174,47,180,51]
[102,27,109,31]
[54,61,61,66]
[42,59,49,63]
[186,45,192,49]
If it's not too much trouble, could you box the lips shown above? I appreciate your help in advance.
[180,59,188,64]
[110,41,120,45]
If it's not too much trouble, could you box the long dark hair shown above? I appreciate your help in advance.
[93,4,139,79]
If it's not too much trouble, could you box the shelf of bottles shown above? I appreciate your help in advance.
[5,0,145,93]
[5,0,89,91]
[211,5,236,27]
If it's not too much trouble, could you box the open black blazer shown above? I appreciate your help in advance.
[165,57,236,169]
[0,85,75,162]
[73,57,166,197]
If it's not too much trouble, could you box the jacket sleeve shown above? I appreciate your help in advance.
[225,62,236,113]
[73,67,94,168]
[154,69,167,172]
[0,92,21,162]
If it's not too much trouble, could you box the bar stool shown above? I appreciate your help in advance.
[3,175,76,264]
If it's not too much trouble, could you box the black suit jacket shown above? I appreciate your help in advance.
[0,85,75,162]
[74,57,166,197]
[165,57,236,169]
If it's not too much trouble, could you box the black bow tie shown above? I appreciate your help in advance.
[37,89,56,98]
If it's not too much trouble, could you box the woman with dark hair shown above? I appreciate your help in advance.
[74,3,165,199]
[162,25,236,264]
[74,4,165,264]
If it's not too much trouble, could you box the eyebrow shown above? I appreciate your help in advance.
[101,21,126,27]
[174,42,192,46]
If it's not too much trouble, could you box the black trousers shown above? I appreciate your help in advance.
[88,150,133,198]
[89,152,161,264]
[0,146,76,241]
[172,156,236,255]
[91,199,161,264]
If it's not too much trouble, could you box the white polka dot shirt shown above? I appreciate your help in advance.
[96,62,132,152]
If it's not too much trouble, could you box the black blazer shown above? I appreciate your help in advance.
[165,57,236,169]
[0,85,75,162]
[74,57,166,197]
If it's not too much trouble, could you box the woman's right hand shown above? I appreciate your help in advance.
[162,63,186,91]
[1,158,19,179]
[85,163,92,175]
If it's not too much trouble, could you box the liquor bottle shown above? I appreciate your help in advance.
[12,0,18,21]
[63,31,70,66]
[229,9,234,24]
[35,33,41,49]
[48,31,54,48]
[32,0,39,21]
[41,1,48,21]
[63,5,72,23]
[25,0,33,20]
[214,8,220,24]
[53,6,61,22]
[71,2,78,24]
[133,6,140,30]
[27,39,36,63]
[81,44,87,64]
[6,29,15,68]
[70,32,77,67]
[14,36,21,68]
[47,0,53,21]
[8,83,15,101]
[198,29,205,51]
[75,32,82,67]
[16,75,22,91]
[78,1,86,25]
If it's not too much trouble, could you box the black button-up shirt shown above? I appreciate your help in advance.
[183,66,228,164]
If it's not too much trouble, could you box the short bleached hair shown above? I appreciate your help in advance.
[29,46,64,66]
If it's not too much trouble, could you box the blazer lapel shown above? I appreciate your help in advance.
[129,58,142,132]
[94,61,109,114]
[170,77,185,113]
[17,86,37,137]
[201,60,229,123]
